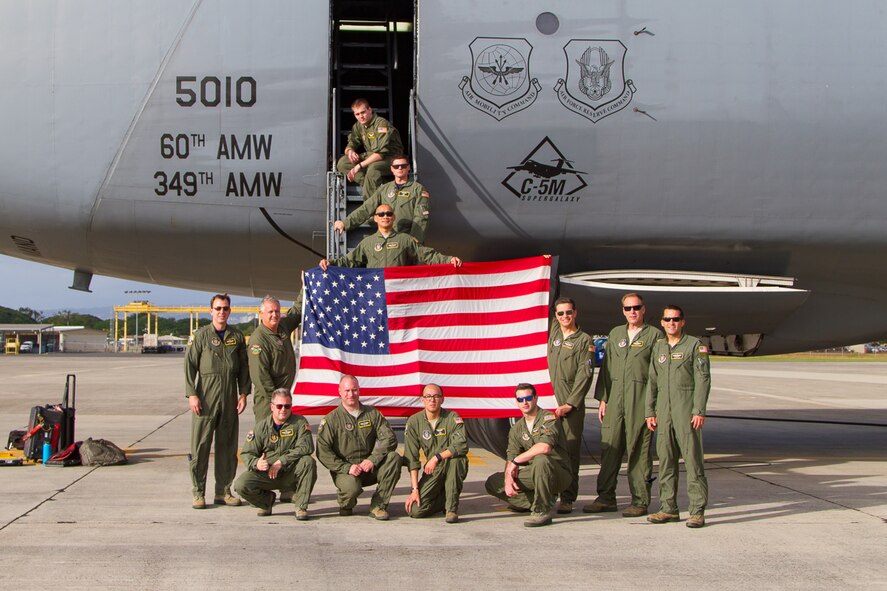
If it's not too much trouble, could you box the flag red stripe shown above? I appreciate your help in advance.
[387,306,547,330]
[292,405,529,418]
[296,355,549,376]
[383,255,551,280]
[386,278,549,305]
[388,333,546,354]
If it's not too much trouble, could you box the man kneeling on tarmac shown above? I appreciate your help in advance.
[485,384,572,527]
[235,389,317,520]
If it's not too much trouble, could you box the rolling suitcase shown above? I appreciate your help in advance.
[23,374,76,461]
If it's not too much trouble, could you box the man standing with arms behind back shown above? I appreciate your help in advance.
[547,297,593,514]
[185,294,250,509]
[645,305,712,528]
[248,294,302,424]
[584,293,663,517]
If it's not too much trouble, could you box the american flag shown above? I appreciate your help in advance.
[291,255,556,417]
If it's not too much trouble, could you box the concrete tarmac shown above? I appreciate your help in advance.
[0,355,885,590]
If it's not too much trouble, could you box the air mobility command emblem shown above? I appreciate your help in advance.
[374,243,383,252]
[619,338,628,348]
[459,37,541,121]
[658,354,667,364]
[555,40,636,123]
[423,429,432,441]
[522,433,530,441]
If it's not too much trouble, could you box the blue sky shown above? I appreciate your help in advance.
[0,255,261,316]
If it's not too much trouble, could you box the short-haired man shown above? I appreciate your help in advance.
[234,389,317,520]
[645,305,711,528]
[547,296,594,514]
[316,375,402,520]
[184,294,250,509]
[248,294,302,424]
[485,384,572,527]
[584,293,663,517]
[336,98,404,197]
[320,203,461,270]
[403,384,469,523]
[334,155,430,243]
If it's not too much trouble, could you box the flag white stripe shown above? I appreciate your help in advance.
[387,292,546,318]
[388,319,548,341]
[294,394,559,410]
[300,342,548,365]
[385,267,549,293]
[296,368,553,388]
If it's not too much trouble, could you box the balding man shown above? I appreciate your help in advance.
[403,384,469,523]
[248,294,302,424]
[315,375,402,520]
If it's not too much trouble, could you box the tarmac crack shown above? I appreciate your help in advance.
[0,409,189,533]
[722,464,886,522]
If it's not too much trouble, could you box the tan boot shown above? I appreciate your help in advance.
[647,511,680,524]
[192,496,206,510]
[622,505,648,517]
[686,514,705,528]
[295,508,309,521]
[445,511,459,524]
[369,506,390,521]
[523,511,553,527]
[582,499,617,513]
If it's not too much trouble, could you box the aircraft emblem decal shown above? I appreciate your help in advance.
[502,137,587,202]
[555,40,636,123]
[459,37,541,121]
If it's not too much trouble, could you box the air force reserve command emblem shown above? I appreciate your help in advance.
[459,38,541,121]
[555,40,636,123]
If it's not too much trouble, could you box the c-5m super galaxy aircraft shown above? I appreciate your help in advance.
[2,0,887,361]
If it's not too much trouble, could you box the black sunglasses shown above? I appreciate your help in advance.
[623,305,643,311]
[375,211,394,217]
[662,317,683,323]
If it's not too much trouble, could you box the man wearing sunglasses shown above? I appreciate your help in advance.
[547,297,594,514]
[333,155,430,244]
[248,294,302,424]
[485,384,572,527]
[319,203,461,270]
[645,305,711,528]
[403,384,469,523]
[336,98,404,198]
[184,294,251,510]
[316,375,402,520]
[585,293,662,517]
[235,389,317,520]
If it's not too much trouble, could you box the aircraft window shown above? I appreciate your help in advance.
[536,12,559,35]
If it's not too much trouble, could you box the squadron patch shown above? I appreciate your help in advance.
[618,339,627,348]
[187,335,194,346]
[250,345,262,355]
[270,434,279,443]
[422,429,432,441]
[246,430,255,442]
[345,422,354,431]
[211,338,221,346]
[658,354,667,364]
[318,419,326,431]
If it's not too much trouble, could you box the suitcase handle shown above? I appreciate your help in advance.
[63,374,76,409]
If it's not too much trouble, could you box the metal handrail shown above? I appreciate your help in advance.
[409,88,418,176]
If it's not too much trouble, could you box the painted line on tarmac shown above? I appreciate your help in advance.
[713,386,839,408]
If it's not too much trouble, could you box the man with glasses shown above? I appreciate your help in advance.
[485,384,572,527]
[316,375,402,520]
[547,297,594,514]
[235,389,317,520]
[248,294,302,424]
[334,154,430,243]
[403,384,469,523]
[645,305,711,528]
[184,294,250,509]
[336,98,404,197]
[585,293,663,517]
[319,203,461,270]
